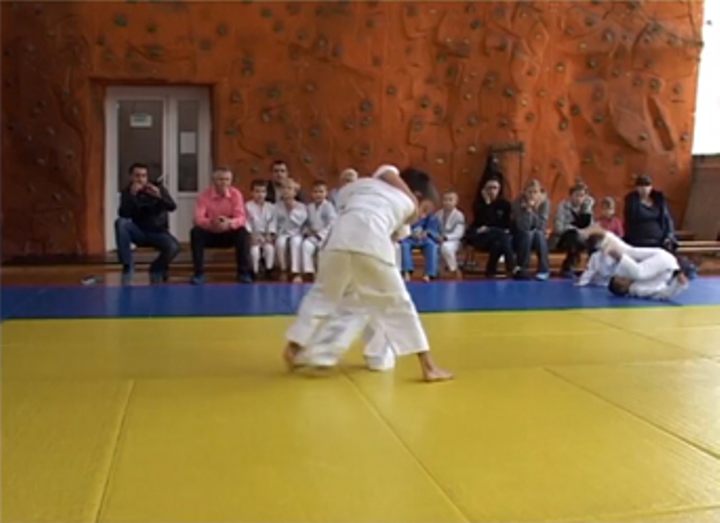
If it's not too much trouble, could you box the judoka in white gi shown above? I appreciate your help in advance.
[283,165,453,382]
[302,181,337,277]
[274,179,308,282]
[581,226,690,300]
[245,180,277,275]
[576,250,617,287]
[435,191,466,275]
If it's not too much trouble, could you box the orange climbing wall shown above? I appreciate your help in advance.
[1,1,705,256]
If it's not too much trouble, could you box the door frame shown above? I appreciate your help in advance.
[104,86,212,251]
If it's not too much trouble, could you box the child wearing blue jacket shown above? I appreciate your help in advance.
[400,201,442,282]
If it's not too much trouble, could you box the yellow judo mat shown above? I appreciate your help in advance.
[3,306,720,522]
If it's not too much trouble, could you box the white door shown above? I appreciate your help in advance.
[104,86,212,251]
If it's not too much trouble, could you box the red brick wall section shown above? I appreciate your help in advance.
[1,1,704,256]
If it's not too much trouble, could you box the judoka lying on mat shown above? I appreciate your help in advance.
[580,225,690,300]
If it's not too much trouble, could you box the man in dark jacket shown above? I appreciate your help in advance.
[115,163,180,285]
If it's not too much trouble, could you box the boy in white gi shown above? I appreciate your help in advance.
[283,165,453,382]
[302,180,337,280]
[581,225,690,300]
[435,191,466,277]
[275,179,308,283]
[245,179,277,277]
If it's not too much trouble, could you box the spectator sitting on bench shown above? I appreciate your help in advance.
[190,167,252,284]
[275,179,308,283]
[115,162,180,286]
[551,181,594,278]
[245,179,277,279]
[400,199,442,282]
[597,196,624,237]
[302,180,337,281]
[624,174,677,251]
[465,176,517,278]
[266,160,305,204]
[435,191,466,278]
[512,179,550,281]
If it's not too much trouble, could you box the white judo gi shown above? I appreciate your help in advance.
[598,231,689,300]
[245,200,277,273]
[577,251,617,287]
[435,207,466,272]
[286,166,429,368]
[275,201,308,274]
[302,200,337,274]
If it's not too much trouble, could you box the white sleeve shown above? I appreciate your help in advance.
[268,204,277,235]
[599,231,630,255]
[244,204,254,233]
[446,211,466,242]
[394,224,411,241]
[577,252,600,286]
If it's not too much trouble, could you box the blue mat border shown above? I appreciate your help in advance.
[2,278,720,320]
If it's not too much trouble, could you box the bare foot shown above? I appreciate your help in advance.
[455,270,463,280]
[291,275,303,284]
[282,341,303,371]
[422,365,454,382]
[418,352,454,382]
[403,272,411,282]
[422,275,431,283]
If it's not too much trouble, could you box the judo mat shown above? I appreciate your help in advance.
[3,279,720,522]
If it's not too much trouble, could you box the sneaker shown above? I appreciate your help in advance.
[535,272,550,281]
[190,274,206,285]
[120,268,134,286]
[513,269,531,280]
[237,273,253,284]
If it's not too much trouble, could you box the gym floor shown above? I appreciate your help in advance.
[3,278,720,522]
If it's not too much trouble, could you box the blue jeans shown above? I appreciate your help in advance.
[115,218,180,276]
[400,238,439,277]
[513,229,549,273]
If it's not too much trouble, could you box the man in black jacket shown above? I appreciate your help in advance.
[115,163,180,285]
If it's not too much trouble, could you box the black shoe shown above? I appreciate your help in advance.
[237,273,253,284]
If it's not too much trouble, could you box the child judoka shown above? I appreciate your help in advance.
[576,251,617,287]
[580,225,690,300]
[282,165,453,382]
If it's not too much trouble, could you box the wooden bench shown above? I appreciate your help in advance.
[678,241,720,255]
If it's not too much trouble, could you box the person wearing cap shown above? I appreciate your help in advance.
[579,224,690,300]
[282,165,453,382]
[624,174,677,251]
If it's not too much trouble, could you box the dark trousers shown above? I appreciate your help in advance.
[556,229,587,271]
[190,226,250,276]
[467,228,516,275]
[115,218,180,276]
[513,229,549,273]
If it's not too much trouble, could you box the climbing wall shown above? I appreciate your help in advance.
[1,1,704,256]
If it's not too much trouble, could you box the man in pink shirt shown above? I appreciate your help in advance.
[191,167,252,284]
